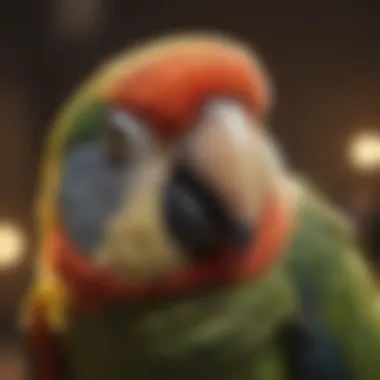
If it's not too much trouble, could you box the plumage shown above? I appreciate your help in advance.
[285,183,380,379]
[21,34,380,380]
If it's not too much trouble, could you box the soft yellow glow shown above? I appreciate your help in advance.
[348,131,380,172]
[0,222,26,269]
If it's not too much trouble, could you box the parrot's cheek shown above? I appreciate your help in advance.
[94,159,188,282]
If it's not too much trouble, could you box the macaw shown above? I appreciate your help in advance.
[21,33,380,380]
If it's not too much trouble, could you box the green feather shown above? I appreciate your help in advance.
[286,181,380,380]
[65,100,108,151]
[61,264,296,380]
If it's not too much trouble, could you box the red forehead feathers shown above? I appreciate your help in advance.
[107,41,271,139]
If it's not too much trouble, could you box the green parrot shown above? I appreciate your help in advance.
[21,33,380,380]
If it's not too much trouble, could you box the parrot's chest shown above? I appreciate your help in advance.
[61,269,296,380]
[62,312,287,380]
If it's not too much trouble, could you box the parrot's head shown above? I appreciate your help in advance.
[38,35,296,362]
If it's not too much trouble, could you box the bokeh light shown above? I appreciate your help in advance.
[348,131,380,173]
[0,222,26,270]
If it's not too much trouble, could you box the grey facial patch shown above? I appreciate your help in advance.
[59,140,133,255]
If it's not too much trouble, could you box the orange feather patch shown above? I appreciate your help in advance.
[107,41,270,139]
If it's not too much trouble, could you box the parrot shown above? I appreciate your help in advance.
[21,33,380,380]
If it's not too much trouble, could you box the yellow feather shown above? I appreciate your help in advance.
[20,269,68,333]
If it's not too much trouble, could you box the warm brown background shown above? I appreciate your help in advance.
[1,0,380,378]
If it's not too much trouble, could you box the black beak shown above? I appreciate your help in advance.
[163,162,253,261]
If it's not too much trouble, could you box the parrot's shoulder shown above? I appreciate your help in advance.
[290,178,354,249]
[283,177,358,284]
[283,178,380,380]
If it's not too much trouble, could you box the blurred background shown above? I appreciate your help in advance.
[1,0,380,378]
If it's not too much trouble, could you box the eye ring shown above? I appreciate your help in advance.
[103,109,153,167]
